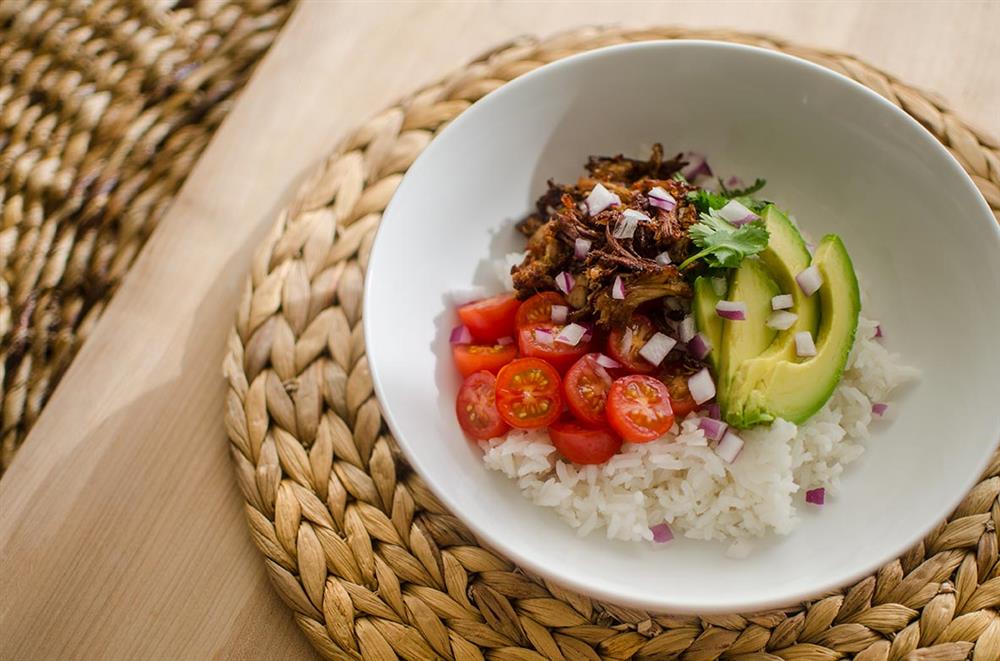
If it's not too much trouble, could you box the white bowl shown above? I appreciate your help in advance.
[364,41,1000,613]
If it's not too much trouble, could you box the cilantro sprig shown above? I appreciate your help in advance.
[687,178,769,215]
[679,176,771,270]
[678,212,770,270]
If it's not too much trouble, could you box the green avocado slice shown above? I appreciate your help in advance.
[725,205,820,426]
[716,258,778,416]
[739,234,861,424]
[692,276,723,371]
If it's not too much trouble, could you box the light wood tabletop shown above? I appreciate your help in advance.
[1,2,997,659]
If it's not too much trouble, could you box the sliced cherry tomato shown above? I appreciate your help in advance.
[517,323,592,373]
[495,358,562,429]
[549,420,622,465]
[606,314,658,374]
[456,371,509,440]
[607,375,675,443]
[452,343,517,378]
[563,353,613,426]
[657,371,699,418]
[515,291,566,328]
[458,293,520,343]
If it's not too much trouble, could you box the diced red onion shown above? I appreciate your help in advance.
[707,403,721,419]
[497,336,514,346]
[611,275,625,300]
[796,265,823,296]
[650,522,674,543]
[638,332,677,367]
[585,183,620,215]
[450,325,473,344]
[688,368,716,405]
[550,305,568,324]
[874,324,883,339]
[574,237,592,259]
[805,488,825,505]
[680,152,712,180]
[595,353,621,369]
[555,271,575,295]
[795,331,817,357]
[872,402,888,417]
[767,311,799,331]
[711,277,727,297]
[647,186,676,211]
[654,251,672,266]
[678,316,696,343]
[555,323,587,346]
[698,417,728,442]
[771,294,794,310]
[534,329,554,346]
[688,332,712,360]
[613,215,639,239]
[718,199,759,226]
[715,431,744,463]
[581,332,593,343]
[725,175,744,189]
[716,300,747,321]
[623,208,650,222]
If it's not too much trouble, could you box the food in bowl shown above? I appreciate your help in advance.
[366,39,999,612]
[446,146,917,552]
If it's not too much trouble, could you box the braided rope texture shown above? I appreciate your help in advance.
[224,27,1000,661]
[0,0,294,472]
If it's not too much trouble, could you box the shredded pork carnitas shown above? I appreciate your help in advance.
[511,145,700,326]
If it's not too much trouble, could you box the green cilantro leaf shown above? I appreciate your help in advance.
[687,178,770,214]
[679,212,770,270]
[686,189,730,213]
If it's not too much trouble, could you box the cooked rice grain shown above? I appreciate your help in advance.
[480,316,918,549]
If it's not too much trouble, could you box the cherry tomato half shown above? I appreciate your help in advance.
[549,420,622,465]
[563,353,614,426]
[495,358,562,429]
[515,291,566,328]
[452,343,517,378]
[456,371,509,440]
[458,293,520,343]
[657,371,699,418]
[606,314,658,374]
[518,323,592,373]
[607,375,675,443]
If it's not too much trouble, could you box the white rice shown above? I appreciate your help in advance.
[479,315,919,550]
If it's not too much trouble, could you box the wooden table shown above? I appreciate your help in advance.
[2,3,997,659]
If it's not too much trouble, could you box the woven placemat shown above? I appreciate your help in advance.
[223,27,1000,661]
[0,0,294,473]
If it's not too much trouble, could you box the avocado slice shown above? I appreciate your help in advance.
[739,234,860,424]
[725,206,820,426]
[692,276,723,370]
[716,258,778,415]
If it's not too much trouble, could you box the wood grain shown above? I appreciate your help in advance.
[1,2,997,659]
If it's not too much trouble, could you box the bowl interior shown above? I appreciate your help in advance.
[364,41,1000,612]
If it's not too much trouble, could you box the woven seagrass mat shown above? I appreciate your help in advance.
[0,0,294,473]
[223,27,1000,661]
